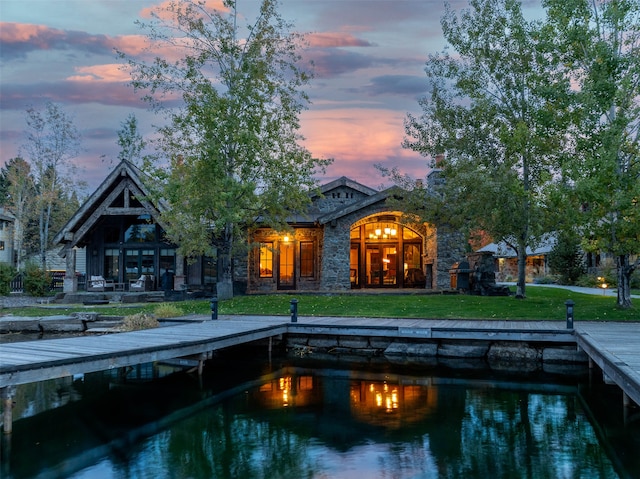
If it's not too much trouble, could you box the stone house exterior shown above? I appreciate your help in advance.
[54,161,463,293]
[248,173,464,293]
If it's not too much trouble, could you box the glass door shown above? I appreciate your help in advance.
[278,241,295,289]
[350,244,360,288]
[366,245,398,287]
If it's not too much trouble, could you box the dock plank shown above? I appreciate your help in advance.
[1,317,639,409]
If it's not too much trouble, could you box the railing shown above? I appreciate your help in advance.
[10,272,24,294]
[8,272,87,294]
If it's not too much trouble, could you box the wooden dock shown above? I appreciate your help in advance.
[1,316,639,432]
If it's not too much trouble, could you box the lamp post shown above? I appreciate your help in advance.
[290,298,298,323]
[565,300,574,329]
[210,297,218,320]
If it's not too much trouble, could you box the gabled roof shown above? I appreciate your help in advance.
[315,176,378,198]
[53,160,166,248]
[476,234,556,257]
[317,185,404,225]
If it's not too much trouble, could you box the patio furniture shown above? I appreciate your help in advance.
[87,275,115,292]
[129,275,153,292]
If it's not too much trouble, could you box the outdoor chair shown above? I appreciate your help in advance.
[129,275,153,292]
[87,275,115,292]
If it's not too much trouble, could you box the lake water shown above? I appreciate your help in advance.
[2,351,639,479]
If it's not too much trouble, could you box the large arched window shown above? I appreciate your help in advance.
[350,218,424,288]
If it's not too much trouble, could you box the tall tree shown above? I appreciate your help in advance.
[20,102,81,271]
[121,0,330,299]
[117,113,147,165]
[544,0,640,308]
[0,158,35,270]
[402,0,569,298]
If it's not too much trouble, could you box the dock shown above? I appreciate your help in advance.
[1,316,639,433]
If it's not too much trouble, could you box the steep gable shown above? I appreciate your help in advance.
[53,160,165,248]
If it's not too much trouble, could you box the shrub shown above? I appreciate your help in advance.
[121,312,159,331]
[153,303,183,319]
[24,263,51,296]
[0,264,16,296]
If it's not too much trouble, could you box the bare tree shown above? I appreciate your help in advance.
[21,102,81,271]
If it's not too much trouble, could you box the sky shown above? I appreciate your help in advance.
[0,0,545,195]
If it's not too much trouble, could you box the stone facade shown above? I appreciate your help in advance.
[247,176,461,293]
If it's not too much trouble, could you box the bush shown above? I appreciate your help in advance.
[121,312,159,331]
[24,264,51,296]
[0,264,16,296]
[153,303,183,319]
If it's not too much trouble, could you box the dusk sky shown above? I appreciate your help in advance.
[0,0,544,194]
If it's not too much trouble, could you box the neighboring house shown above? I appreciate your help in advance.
[475,235,556,282]
[53,160,195,293]
[0,208,15,266]
[54,160,465,293]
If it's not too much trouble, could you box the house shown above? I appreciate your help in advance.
[0,208,15,266]
[53,161,201,293]
[54,161,464,294]
[475,235,556,282]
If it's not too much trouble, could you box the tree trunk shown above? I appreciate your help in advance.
[515,242,527,299]
[616,254,633,309]
[216,224,234,300]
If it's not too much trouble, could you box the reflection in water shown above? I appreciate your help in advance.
[2,360,637,479]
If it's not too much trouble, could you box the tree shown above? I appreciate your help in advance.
[548,231,585,284]
[543,0,640,308]
[0,158,35,270]
[20,102,81,271]
[401,0,570,298]
[117,113,147,165]
[121,0,330,299]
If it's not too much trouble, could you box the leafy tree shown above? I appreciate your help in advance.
[121,0,330,299]
[543,0,640,308]
[0,158,35,270]
[117,113,147,165]
[401,0,569,298]
[548,232,585,284]
[0,263,16,296]
[20,102,81,271]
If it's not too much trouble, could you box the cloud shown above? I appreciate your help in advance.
[307,32,374,48]
[0,80,146,110]
[139,0,229,21]
[0,22,118,60]
[306,48,377,78]
[361,75,428,97]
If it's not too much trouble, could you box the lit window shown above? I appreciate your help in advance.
[0,241,4,251]
[259,242,273,277]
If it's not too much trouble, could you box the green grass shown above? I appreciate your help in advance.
[1,287,638,321]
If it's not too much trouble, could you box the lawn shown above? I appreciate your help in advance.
[2,287,637,321]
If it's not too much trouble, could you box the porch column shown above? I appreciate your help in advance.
[63,247,77,293]
[174,253,186,290]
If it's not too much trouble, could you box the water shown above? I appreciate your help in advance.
[2,352,639,479]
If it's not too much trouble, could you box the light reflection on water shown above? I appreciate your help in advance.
[2,357,638,479]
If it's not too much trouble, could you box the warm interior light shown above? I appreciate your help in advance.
[283,235,289,243]
[375,228,382,236]
[384,227,391,235]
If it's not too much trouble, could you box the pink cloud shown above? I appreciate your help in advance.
[68,64,131,83]
[300,108,427,184]
[307,32,373,48]
[139,0,229,20]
